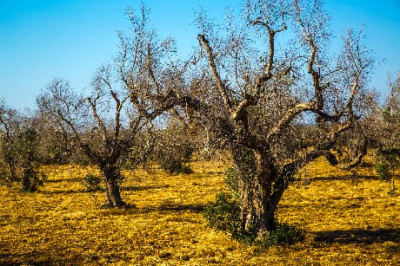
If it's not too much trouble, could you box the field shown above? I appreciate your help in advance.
[0,157,399,265]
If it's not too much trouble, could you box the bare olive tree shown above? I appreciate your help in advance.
[180,0,375,238]
[37,6,182,208]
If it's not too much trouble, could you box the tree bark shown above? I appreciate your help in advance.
[21,166,35,192]
[9,164,17,182]
[21,171,31,192]
[101,165,126,208]
[232,144,280,239]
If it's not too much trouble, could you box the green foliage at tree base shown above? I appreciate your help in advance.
[203,192,304,246]
[375,160,391,181]
[203,192,243,238]
[223,167,239,197]
[82,174,102,192]
[257,223,305,247]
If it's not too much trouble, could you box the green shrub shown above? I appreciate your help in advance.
[203,193,244,237]
[152,129,194,175]
[257,223,304,247]
[223,167,239,197]
[203,192,304,246]
[375,161,391,181]
[203,192,256,243]
[83,174,102,192]
[156,153,193,175]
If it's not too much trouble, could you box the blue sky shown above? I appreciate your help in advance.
[0,0,399,110]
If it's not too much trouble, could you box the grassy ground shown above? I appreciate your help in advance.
[0,157,399,265]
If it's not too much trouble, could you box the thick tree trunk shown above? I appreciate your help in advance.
[21,172,31,192]
[101,165,126,208]
[238,171,278,238]
[232,144,282,239]
[21,166,35,192]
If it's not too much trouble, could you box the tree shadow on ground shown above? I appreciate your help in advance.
[122,185,170,191]
[314,228,400,244]
[0,250,98,266]
[157,203,205,213]
[101,203,206,217]
[304,175,377,182]
[46,177,83,183]
[40,185,169,195]
[40,189,88,195]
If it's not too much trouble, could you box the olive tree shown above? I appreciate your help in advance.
[373,71,400,192]
[36,116,73,164]
[180,0,374,238]
[0,100,44,191]
[37,6,182,207]
[0,100,19,183]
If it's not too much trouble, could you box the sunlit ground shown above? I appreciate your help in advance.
[0,157,399,265]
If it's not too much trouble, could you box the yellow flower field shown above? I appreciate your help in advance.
[1,157,399,265]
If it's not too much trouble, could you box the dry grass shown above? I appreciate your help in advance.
[0,157,399,265]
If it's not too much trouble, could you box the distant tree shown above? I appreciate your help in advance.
[152,120,194,174]
[374,71,400,192]
[177,0,375,239]
[0,100,44,191]
[37,119,73,164]
[0,100,19,183]
[18,125,45,192]
[37,6,183,208]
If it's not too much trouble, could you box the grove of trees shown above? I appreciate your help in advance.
[0,0,398,242]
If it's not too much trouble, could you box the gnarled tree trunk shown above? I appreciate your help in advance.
[232,144,287,239]
[21,168,32,192]
[100,165,126,208]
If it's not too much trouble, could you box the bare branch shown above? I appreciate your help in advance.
[197,34,232,112]
[86,96,108,147]
[266,102,316,141]
[146,43,161,94]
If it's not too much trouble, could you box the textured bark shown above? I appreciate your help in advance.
[232,144,282,238]
[101,165,126,208]
[21,166,36,192]
[21,170,31,192]
[238,172,278,237]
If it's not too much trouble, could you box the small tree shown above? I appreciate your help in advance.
[374,71,400,192]
[37,6,183,207]
[152,120,194,174]
[18,126,45,192]
[0,100,19,183]
[36,119,73,164]
[0,100,44,191]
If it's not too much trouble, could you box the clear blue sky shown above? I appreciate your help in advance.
[1,0,399,110]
